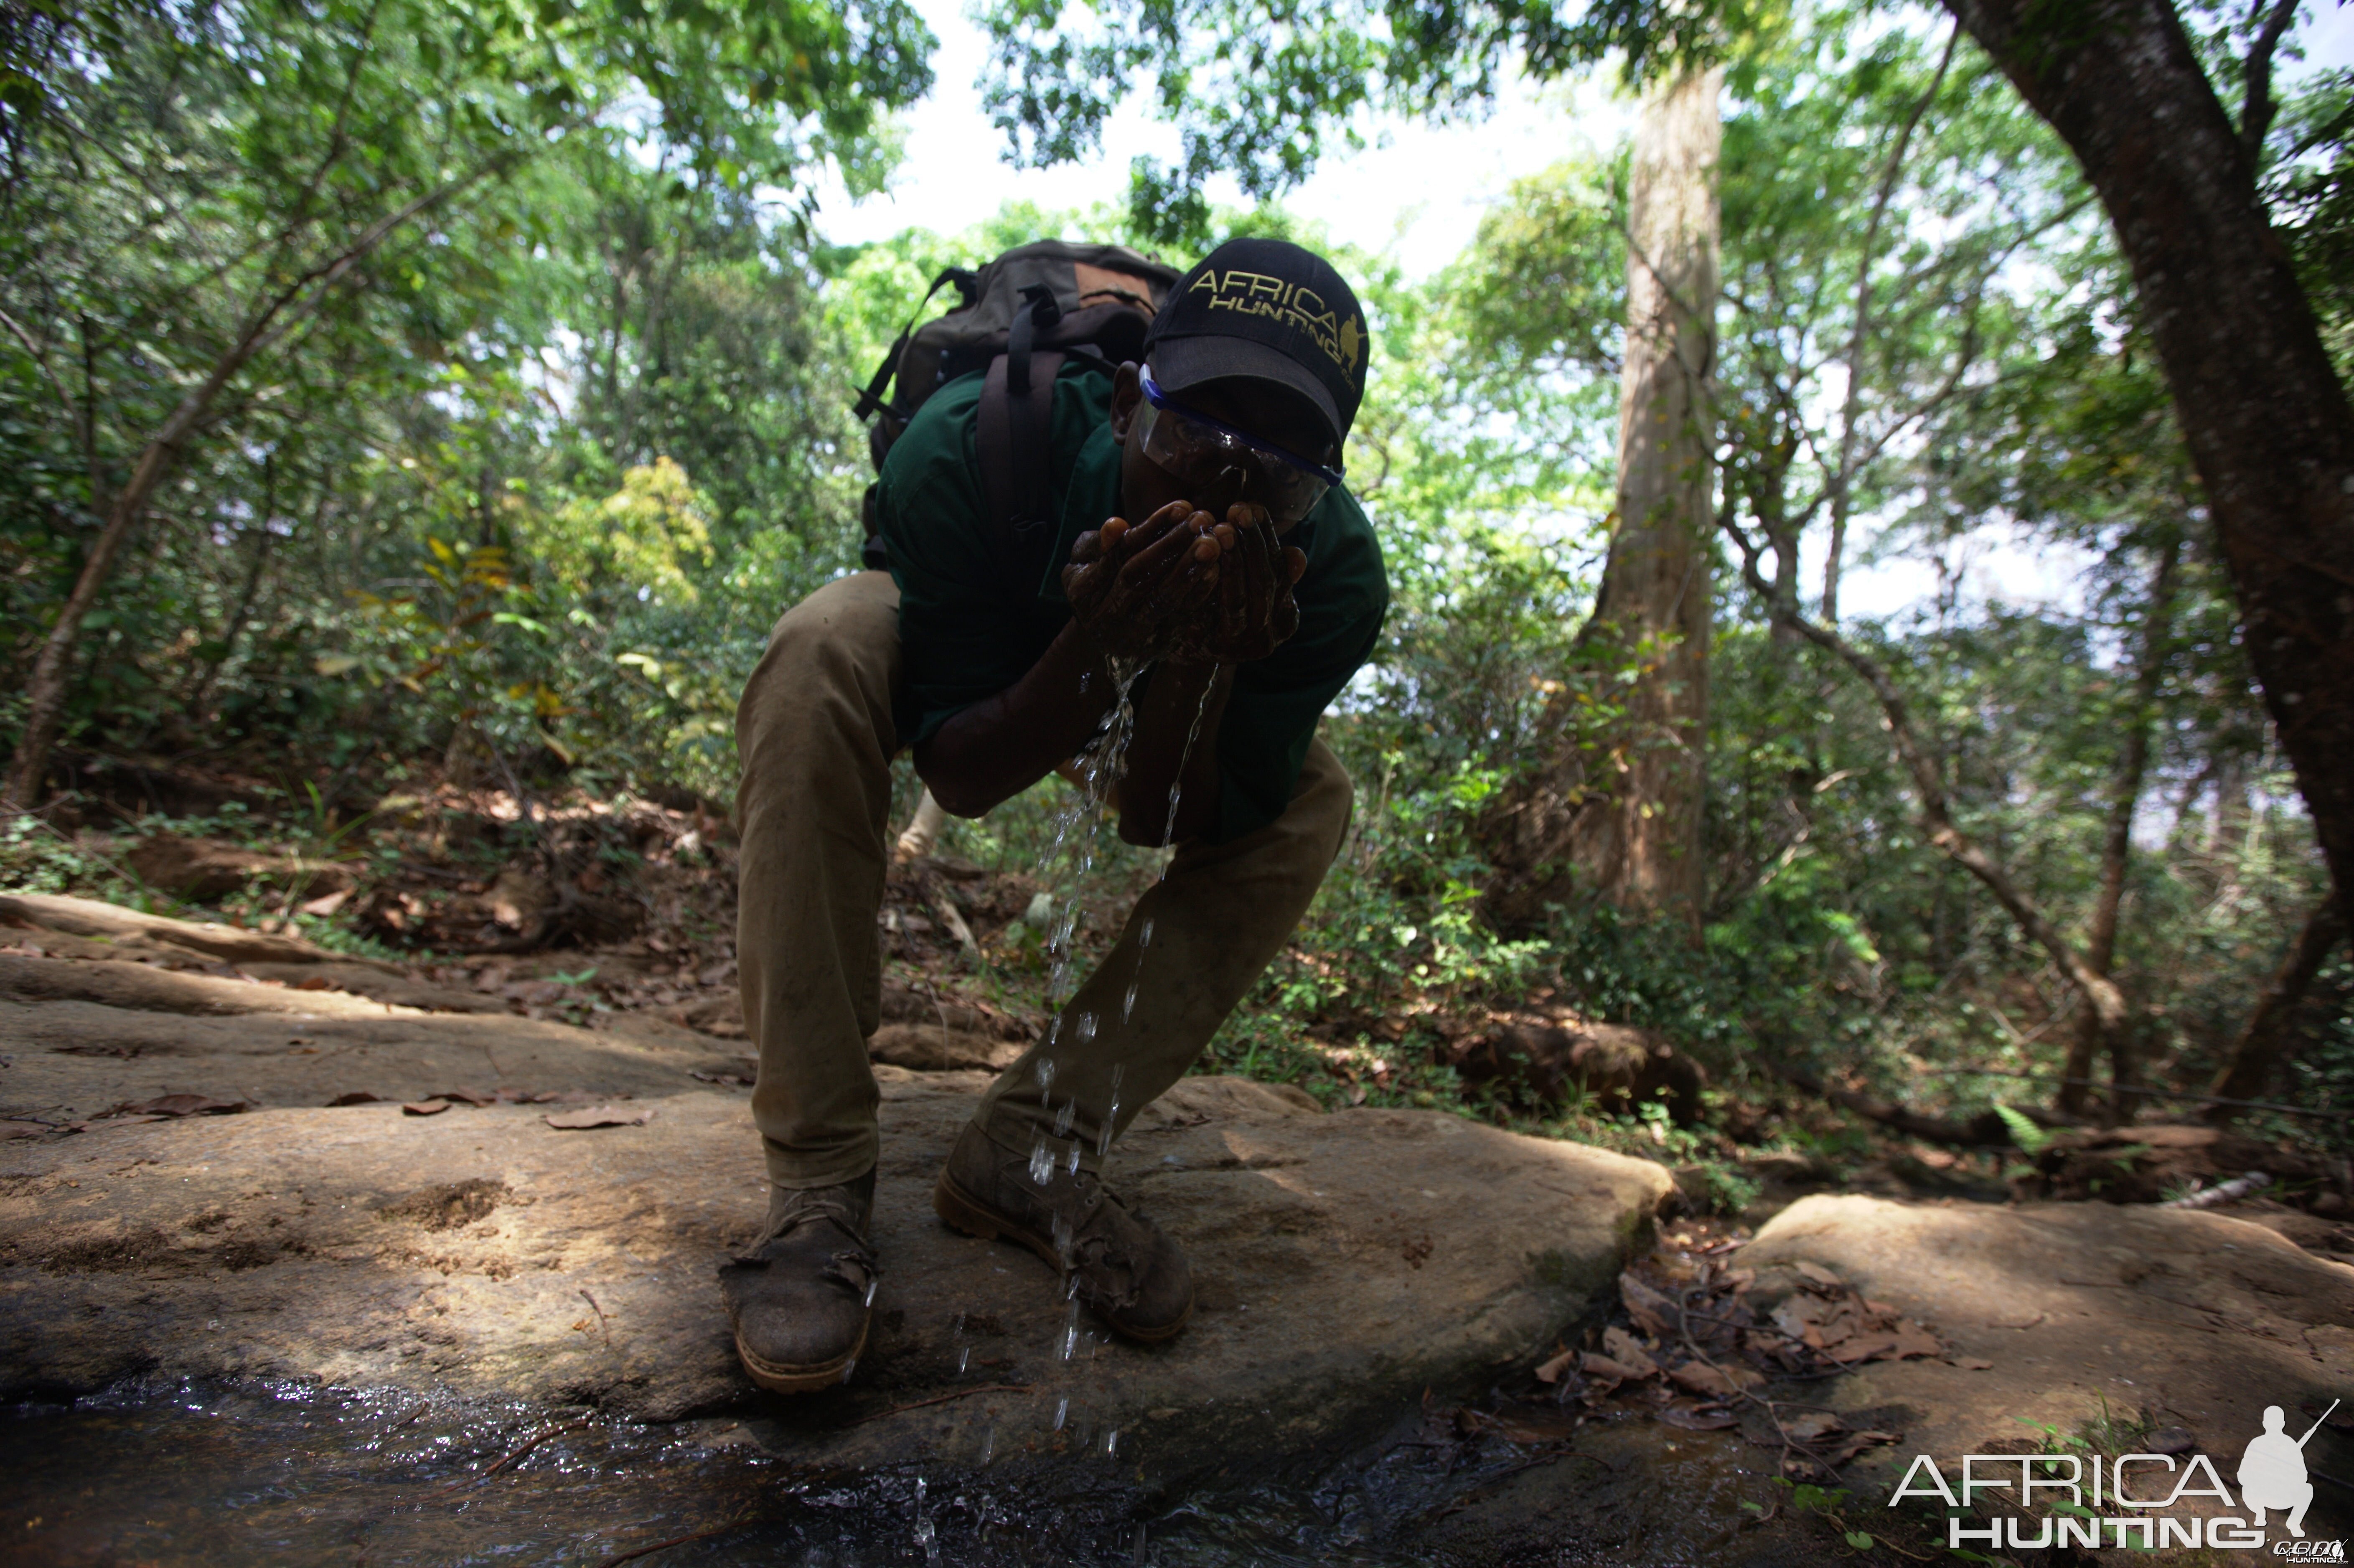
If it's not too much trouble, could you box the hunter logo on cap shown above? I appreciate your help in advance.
[1185,268,1366,376]
[1145,237,1370,457]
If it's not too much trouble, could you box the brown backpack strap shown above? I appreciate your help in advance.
[976,347,1066,597]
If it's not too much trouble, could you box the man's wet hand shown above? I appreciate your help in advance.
[1167,504,1305,664]
[1063,501,1223,661]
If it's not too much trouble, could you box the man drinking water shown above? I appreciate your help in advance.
[722,238,1388,1393]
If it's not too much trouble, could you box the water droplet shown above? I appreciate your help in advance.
[1122,982,1138,1023]
[1140,917,1154,948]
[1035,1056,1058,1090]
[980,1424,997,1464]
[863,1277,878,1306]
[1098,1102,1119,1157]
[840,1357,856,1384]
[1106,1428,1119,1458]
[1075,1011,1096,1044]
[1065,1144,1080,1175]
[1028,1140,1053,1185]
[1054,1098,1075,1138]
[1054,1396,1070,1430]
[957,1347,970,1375]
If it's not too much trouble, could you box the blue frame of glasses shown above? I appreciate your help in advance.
[1139,371,1346,488]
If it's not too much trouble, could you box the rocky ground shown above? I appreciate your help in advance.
[1,879,2351,1560]
[0,892,1673,1482]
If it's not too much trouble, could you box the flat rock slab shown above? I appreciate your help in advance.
[0,998,741,1121]
[1745,1195,2354,1492]
[0,1071,1670,1481]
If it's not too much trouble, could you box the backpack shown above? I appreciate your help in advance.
[852,240,1182,586]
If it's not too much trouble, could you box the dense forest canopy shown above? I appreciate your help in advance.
[2,0,2348,1164]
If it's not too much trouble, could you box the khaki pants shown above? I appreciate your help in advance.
[735,570,1353,1189]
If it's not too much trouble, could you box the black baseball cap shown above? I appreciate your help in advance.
[1142,238,1368,457]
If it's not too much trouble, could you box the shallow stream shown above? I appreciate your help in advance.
[2,1375,1821,1565]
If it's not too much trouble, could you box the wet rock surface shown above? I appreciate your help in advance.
[0,1067,1671,1484]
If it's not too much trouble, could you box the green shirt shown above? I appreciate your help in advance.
[878,364,1389,844]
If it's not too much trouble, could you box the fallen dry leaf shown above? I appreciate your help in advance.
[1955,1356,1994,1370]
[544,1104,653,1130]
[1619,1271,1681,1338]
[1533,1347,1580,1385]
[1822,1429,1902,1465]
[1889,1321,1943,1358]
[402,1100,450,1116]
[1581,1351,1649,1382]
[1793,1260,1845,1288]
[428,1090,497,1107]
[1602,1326,1659,1377]
[1668,1360,1739,1399]
[326,1092,382,1106]
[1781,1410,1843,1443]
[1835,1329,1900,1361]
[299,889,351,917]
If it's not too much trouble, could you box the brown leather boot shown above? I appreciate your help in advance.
[718,1171,878,1393]
[933,1122,1192,1342]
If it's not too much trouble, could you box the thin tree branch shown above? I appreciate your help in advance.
[2240,0,2301,168]
[0,308,79,426]
[1719,513,2130,1032]
[1825,20,1961,624]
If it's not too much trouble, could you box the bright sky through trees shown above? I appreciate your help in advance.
[807,0,2354,627]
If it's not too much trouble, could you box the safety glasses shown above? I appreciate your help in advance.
[1136,369,1344,523]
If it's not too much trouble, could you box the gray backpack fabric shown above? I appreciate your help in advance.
[852,240,1181,585]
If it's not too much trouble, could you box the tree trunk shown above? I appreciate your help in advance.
[1484,66,1721,929]
[4,437,191,811]
[1940,0,2354,929]
[2057,534,2180,1116]
[2202,896,2349,1119]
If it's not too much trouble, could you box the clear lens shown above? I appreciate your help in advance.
[1136,396,1330,522]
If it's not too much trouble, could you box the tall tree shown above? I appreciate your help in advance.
[1485,68,1722,925]
[1938,0,2354,925]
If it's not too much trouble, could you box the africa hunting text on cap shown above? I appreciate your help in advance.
[1142,238,1368,457]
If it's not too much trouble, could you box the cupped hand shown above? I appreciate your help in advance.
[1165,504,1307,664]
[1062,500,1224,662]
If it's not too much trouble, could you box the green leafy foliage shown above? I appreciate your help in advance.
[2,0,2343,1164]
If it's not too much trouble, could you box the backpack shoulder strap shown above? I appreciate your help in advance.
[976,347,1066,598]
